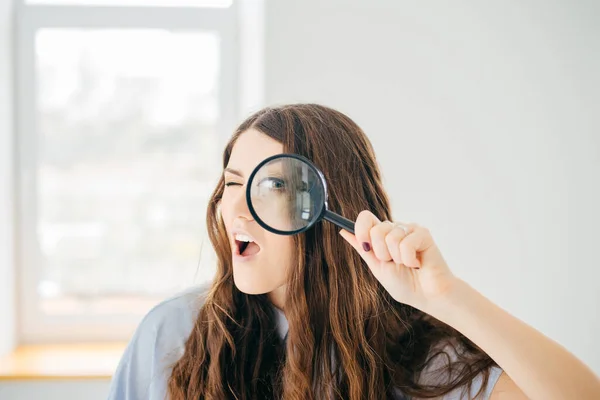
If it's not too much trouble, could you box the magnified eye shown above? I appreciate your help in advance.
[257,177,286,192]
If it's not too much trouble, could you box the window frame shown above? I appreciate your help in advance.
[14,0,262,343]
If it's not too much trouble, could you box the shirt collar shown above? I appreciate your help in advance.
[272,305,289,339]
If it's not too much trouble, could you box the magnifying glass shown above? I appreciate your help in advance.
[246,153,355,235]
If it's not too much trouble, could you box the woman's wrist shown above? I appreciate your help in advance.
[419,277,478,325]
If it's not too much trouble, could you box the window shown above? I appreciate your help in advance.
[15,0,257,342]
[27,0,231,6]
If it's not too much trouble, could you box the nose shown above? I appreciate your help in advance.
[232,185,253,221]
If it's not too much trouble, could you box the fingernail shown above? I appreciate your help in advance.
[362,242,371,252]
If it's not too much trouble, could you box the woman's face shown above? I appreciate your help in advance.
[220,128,293,298]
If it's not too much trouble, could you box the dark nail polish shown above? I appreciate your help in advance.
[362,242,371,252]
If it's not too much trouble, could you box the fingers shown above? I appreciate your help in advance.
[342,210,392,267]
[339,228,380,267]
[354,211,409,263]
[354,210,380,252]
[355,211,398,263]
[385,225,410,265]
[343,210,434,269]
[398,226,434,268]
[370,221,397,261]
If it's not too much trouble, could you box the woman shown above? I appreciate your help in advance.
[108,104,600,399]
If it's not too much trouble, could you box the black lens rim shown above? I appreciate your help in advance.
[246,153,327,236]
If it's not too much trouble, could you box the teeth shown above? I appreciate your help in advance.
[235,234,254,243]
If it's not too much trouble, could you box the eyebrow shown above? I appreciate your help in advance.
[224,167,244,178]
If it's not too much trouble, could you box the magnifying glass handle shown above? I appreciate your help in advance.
[323,210,355,234]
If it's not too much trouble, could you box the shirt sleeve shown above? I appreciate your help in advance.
[106,311,165,400]
[106,287,204,400]
[417,341,503,400]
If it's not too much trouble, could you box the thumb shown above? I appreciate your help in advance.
[339,229,379,266]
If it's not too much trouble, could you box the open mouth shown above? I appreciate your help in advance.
[234,234,261,257]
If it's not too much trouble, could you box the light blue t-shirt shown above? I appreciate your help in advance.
[107,284,502,399]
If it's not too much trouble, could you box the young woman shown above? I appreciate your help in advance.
[108,104,600,399]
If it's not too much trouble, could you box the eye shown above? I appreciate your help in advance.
[257,177,286,191]
[225,182,242,187]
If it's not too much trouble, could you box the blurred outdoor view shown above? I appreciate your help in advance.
[27,0,232,6]
[35,28,220,315]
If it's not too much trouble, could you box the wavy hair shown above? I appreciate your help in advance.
[167,104,496,399]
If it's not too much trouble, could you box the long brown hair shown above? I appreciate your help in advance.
[167,104,496,399]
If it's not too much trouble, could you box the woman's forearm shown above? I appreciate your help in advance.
[425,279,600,400]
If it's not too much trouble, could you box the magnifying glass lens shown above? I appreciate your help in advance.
[248,156,325,234]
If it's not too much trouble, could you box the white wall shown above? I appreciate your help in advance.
[0,0,16,358]
[266,0,600,373]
